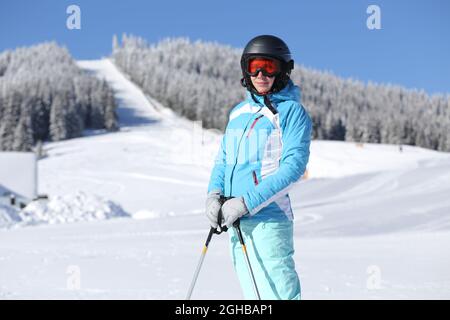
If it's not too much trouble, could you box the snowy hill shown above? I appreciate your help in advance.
[0,59,449,299]
[34,59,221,219]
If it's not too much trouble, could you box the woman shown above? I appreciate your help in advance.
[206,35,312,300]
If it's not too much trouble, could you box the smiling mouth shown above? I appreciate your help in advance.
[256,82,269,85]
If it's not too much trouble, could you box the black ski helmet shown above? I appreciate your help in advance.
[240,35,294,95]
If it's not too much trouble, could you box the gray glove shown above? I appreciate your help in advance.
[205,190,222,228]
[221,197,248,228]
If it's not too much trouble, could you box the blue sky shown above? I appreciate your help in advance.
[1,0,449,94]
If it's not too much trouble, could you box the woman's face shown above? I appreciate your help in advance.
[250,72,275,94]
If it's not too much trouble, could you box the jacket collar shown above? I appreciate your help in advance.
[246,80,301,106]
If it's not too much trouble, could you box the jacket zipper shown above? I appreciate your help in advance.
[229,109,262,197]
[246,114,264,138]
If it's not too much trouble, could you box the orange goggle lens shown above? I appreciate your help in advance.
[247,58,280,76]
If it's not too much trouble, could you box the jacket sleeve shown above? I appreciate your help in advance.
[243,104,312,215]
[207,134,226,194]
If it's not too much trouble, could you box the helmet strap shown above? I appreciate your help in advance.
[263,95,278,115]
[250,93,278,115]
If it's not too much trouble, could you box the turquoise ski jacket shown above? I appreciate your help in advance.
[207,80,312,222]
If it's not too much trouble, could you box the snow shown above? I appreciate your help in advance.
[0,203,21,229]
[308,140,449,179]
[0,191,128,229]
[1,58,449,299]
[19,191,128,226]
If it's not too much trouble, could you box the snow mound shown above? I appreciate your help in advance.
[0,203,22,228]
[0,191,130,229]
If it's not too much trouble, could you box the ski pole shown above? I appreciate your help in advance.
[186,197,227,300]
[233,218,261,300]
[185,226,215,300]
[186,197,261,300]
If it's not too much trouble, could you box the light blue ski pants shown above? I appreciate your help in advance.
[229,218,301,300]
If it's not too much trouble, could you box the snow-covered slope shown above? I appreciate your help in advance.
[1,59,449,299]
[308,140,449,178]
[78,59,165,127]
[292,154,450,236]
[35,59,221,218]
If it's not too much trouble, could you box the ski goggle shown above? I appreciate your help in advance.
[245,57,281,77]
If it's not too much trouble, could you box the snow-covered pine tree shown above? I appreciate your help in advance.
[0,42,119,151]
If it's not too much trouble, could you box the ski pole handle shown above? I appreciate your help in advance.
[213,196,235,234]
